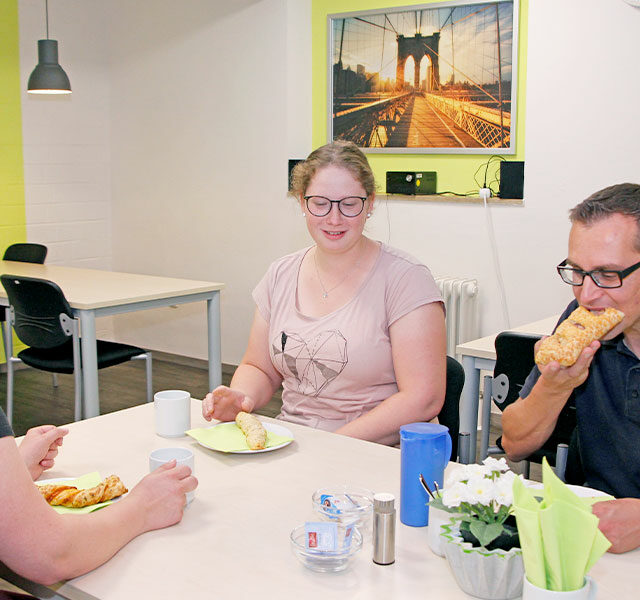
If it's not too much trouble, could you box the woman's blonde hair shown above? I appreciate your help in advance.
[289,141,376,198]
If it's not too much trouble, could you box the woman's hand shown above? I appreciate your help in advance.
[18,425,69,481]
[127,460,198,533]
[202,386,255,422]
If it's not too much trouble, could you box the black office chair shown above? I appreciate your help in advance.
[479,331,580,481]
[437,355,465,462]
[1,243,48,366]
[1,274,152,424]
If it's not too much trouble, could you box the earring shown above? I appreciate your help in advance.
[366,212,371,218]
[302,212,306,216]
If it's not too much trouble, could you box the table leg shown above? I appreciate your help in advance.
[460,354,480,463]
[78,310,100,418]
[207,292,222,391]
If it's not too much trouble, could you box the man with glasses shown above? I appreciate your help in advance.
[502,183,640,553]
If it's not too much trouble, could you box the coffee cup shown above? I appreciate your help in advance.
[154,390,190,437]
[149,447,195,504]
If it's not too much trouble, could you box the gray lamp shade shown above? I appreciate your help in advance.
[27,39,71,94]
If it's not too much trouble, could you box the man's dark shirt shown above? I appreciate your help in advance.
[0,407,14,438]
[521,300,640,498]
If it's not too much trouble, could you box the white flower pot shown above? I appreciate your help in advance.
[427,506,455,557]
[441,523,524,600]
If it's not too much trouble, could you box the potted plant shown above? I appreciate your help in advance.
[431,457,525,600]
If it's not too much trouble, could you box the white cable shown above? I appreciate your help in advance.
[480,188,511,329]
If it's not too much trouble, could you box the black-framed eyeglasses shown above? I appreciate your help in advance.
[557,258,640,288]
[304,195,366,218]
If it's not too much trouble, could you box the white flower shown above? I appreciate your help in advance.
[442,482,470,508]
[465,475,496,505]
[482,456,510,473]
[494,477,514,507]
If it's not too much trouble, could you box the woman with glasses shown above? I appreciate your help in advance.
[202,141,446,445]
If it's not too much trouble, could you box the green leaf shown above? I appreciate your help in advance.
[469,521,503,548]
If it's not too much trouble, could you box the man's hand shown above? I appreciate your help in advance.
[18,425,69,481]
[536,338,600,395]
[592,498,640,553]
[202,386,255,422]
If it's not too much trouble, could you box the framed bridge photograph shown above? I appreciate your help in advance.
[328,0,519,154]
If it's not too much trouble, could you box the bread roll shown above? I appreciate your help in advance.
[38,475,128,508]
[235,411,267,450]
[535,306,624,367]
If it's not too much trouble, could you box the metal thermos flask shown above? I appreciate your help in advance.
[372,492,396,565]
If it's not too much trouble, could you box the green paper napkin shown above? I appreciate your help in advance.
[187,423,293,452]
[37,472,119,515]
[512,458,612,592]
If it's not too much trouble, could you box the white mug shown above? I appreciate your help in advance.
[154,390,191,437]
[149,447,195,504]
[522,576,597,600]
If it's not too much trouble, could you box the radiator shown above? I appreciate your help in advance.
[435,277,479,356]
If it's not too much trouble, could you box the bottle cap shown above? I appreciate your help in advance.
[374,492,395,513]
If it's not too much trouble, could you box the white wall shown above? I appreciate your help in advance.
[367,0,640,338]
[16,0,640,365]
[107,0,312,362]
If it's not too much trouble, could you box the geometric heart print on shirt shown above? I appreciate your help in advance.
[272,330,348,397]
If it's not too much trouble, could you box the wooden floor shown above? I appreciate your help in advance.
[0,353,539,480]
[1,354,282,437]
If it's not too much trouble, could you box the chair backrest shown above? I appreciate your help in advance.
[0,275,74,349]
[438,355,465,461]
[3,243,48,264]
[492,332,541,410]
[492,330,578,467]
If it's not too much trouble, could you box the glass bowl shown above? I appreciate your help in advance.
[311,485,374,531]
[290,524,363,572]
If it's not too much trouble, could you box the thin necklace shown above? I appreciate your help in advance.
[313,240,366,299]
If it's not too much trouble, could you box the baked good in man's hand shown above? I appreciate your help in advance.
[38,475,128,508]
[235,411,267,450]
[535,306,624,367]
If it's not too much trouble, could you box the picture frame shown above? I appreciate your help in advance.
[328,0,519,154]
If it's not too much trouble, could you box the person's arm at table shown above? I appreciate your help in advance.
[202,309,283,422]
[335,303,446,445]
[592,498,640,553]
[0,437,197,585]
[501,341,599,461]
[18,425,69,480]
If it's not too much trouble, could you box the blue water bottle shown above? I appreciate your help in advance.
[399,422,452,527]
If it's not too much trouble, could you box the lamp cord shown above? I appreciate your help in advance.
[45,0,49,39]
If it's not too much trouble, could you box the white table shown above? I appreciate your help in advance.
[0,261,224,417]
[455,316,560,463]
[0,401,635,600]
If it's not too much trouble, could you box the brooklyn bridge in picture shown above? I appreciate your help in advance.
[331,1,516,152]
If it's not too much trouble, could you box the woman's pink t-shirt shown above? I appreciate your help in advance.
[252,243,442,431]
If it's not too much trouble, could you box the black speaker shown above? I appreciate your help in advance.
[499,161,524,199]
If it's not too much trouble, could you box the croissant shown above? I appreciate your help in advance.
[535,306,624,367]
[235,411,267,450]
[38,475,128,508]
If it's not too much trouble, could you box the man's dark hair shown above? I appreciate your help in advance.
[570,183,640,250]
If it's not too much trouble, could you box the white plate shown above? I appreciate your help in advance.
[196,421,294,454]
[525,481,611,498]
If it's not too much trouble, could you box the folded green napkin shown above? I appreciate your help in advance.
[512,458,612,591]
[37,472,119,515]
[187,423,293,452]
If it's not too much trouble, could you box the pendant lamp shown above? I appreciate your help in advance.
[27,0,71,94]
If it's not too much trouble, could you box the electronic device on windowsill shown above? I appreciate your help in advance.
[386,171,437,195]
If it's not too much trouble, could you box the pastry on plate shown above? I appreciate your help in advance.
[38,475,128,508]
[235,411,267,450]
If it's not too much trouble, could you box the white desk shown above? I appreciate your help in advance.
[0,401,635,600]
[455,316,560,463]
[0,261,224,417]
